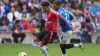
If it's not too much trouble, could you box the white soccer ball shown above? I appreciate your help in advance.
[19,52,27,56]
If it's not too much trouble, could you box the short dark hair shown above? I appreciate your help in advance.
[54,1,61,6]
[42,1,50,7]
[62,1,68,4]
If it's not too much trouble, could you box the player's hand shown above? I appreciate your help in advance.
[69,27,73,31]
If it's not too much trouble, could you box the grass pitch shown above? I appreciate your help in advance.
[0,43,100,56]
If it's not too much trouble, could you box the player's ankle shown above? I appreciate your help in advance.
[62,54,66,56]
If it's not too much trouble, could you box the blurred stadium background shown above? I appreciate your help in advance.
[0,0,100,56]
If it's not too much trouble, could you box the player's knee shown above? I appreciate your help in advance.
[33,36,39,42]
[60,44,71,49]
[38,41,44,47]
[60,44,64,48]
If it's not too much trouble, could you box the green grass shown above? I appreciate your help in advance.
[0,43,100,56]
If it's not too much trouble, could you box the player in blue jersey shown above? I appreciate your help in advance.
[54,1,84,56]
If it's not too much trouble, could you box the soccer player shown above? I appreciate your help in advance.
[54,1,84,56]
[33,1,72,56]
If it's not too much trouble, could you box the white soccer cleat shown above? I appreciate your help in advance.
[79,43,85,52]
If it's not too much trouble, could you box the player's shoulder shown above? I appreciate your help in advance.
[58,7,64,14]
[50,8,59,15]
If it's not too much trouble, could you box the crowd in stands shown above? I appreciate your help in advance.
[0,0,100,43]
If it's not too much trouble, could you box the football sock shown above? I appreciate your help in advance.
[61,48,66,55]
[60,44,66,56]
[74,44,79,47]
[40,45,48,56]
[62,54,66,56]
[60,44,74,49]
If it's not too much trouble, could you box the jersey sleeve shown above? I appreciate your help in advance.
[56,12,62,19]
[58,9,64,15]
[52,10,62,19]
[69,12,74,21]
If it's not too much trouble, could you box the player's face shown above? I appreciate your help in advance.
[53,4,60,11]
[42,6,48,13]
[53,4,57,10]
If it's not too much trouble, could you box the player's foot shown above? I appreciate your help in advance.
[79,43,85,52]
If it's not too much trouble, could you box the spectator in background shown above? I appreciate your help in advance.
[72,17,81,38]
[19,0,27,10]
[89,0,100,18]
[20,11,29,30]
[0,13,9,31]
[69,0,81,10]
[98,0,100,4]
[20,4,28,13]
[20,8,30,20]
[48,0,55,4]
[28,18,38,32]
[69,0,84,23]
[0,0,9,15]
[28,0,42,23]
[7,6,20,23]
[10,20,26,43]
[81,19,94,43]
[9,0,17,7]
[94,12,100,31]
[83,0,92,19]
[74,10,84,23]
[3,0,9,4]
[28,0,37,19]
[0,0,5,18]
[13,0,20,12]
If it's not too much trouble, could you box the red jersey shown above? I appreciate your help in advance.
[45,8,61,32]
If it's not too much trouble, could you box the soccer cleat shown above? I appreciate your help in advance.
[79,43,85,52]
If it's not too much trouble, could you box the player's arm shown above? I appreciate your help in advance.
[69,12,74,21]
[57,9,73,30]
[60,15,73,31]
[54,11,73,30]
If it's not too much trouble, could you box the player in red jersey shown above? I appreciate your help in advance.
[33,1,72,56]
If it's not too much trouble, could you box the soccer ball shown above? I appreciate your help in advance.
[19,52,27,56]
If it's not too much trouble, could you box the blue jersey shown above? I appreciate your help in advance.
[58,7,74,32]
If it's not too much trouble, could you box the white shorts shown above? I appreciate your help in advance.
[59,31,72,44]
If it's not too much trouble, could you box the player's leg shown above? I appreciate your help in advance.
[60,44,74,56]
[38,31,52,56]
[60,43,84,56]
[59,32,73,56]
[64,32,84,52]
[52,32,59,43]
[59,32,84,56]
[33,29,45,44]
[60,32,84,53]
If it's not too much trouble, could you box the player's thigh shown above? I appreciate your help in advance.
[41,32,51,45]
[52,32,58,40]
[35,29,46,40]
[60,32,72,44]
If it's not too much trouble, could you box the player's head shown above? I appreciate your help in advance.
[92,0,98,7]
[42,1,50,12]
[62,1,69,8]
[53,1,61,11]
